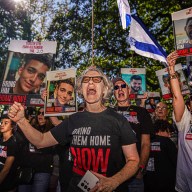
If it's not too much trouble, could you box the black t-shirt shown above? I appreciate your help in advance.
[16,127,54,173]
[51,107,137,192]
[0,136,18,190]
[115,105,153,153]
[144,135,177,192]
[0,136,17,164]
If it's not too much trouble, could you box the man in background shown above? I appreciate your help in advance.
[155,101,178,146]
[155,102,169,121]
[113,77,153,192]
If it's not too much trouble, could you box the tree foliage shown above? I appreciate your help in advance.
[0,0,191,93]
[0,1,20,77]
[0,0,57,75]
[47,0,191,92]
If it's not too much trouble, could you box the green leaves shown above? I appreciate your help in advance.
[1,0,192,94]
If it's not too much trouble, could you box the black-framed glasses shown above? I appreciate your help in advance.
[156,106,167,111]
[82,76,103,83]
[114,83,127,90]
[37,111,44,115]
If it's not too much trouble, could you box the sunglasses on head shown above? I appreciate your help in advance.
[114,83,127,90]
[82,76,103,83]
[37,111,44,115]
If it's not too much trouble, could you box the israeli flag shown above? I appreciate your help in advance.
[117,0,131,29]
[129,15,167,64]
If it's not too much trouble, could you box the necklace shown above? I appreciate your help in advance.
[117,105,131,115]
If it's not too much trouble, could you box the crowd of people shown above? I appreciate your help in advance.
[0,51,191,192]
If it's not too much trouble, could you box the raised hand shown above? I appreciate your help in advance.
[166,51,179,67]
[8,102,26,123]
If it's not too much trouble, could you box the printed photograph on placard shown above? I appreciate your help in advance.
[121,68,146,99]
[45,68,77,116]
[145,92,160,113]
[171,7,192,56]
[175,64,190,95]
[156,64,190,99]
[186,56,192,87]
[156,67,172,100]
[0,40,57,106]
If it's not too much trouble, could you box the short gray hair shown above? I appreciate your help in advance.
[76,66,113,101]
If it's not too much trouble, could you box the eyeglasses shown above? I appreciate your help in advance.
[114,83,127,90]
[37,111,44,115]
[82,76,103,83]
[156,106,167,111]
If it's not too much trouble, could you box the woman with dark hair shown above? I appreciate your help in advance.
[34,108,54,132]
[17,107,54,192]
[0,112,18,192]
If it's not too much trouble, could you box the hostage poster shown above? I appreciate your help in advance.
[156,63,190,99]
[121,68,146,99]
[44,68,77,116]
[0,40,57,106]
[172,7,192,56]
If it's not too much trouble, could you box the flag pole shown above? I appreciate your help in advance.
[92,0,94,65]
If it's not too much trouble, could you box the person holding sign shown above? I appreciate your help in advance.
[8,66,139,192]
[167,50,192,192]
[112,77,153,192]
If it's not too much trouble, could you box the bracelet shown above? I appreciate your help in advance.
[138,165,146,175]
[169,72,179,80]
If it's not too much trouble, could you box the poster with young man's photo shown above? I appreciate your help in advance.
[44,68,77,116]
[121,68,146,99]
[172,7,192,56]
[0,40,57,106]
[156,63,190,100]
